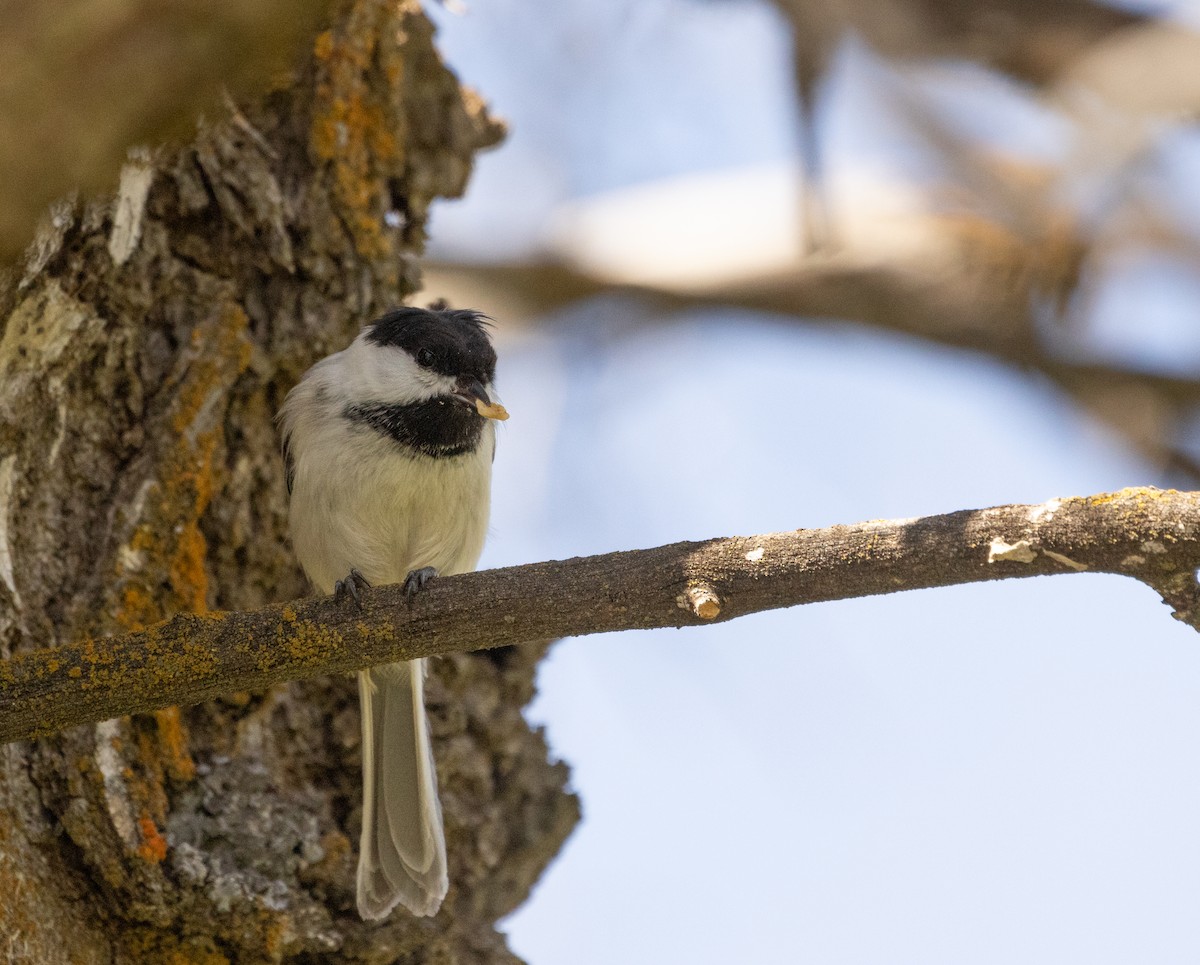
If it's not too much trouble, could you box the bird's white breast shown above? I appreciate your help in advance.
[283,361,495,595]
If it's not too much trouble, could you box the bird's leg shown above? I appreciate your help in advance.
[402,566,438,599]
[334,568,372,608]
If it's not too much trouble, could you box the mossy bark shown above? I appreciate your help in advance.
[0,2,578,960]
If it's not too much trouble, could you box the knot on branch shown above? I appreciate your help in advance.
[679,583,721,620]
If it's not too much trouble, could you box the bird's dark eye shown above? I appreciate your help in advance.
[416,347,435,368]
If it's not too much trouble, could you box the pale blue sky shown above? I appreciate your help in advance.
[424,2,1200,962]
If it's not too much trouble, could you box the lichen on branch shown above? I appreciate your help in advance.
[4,488,1198,747]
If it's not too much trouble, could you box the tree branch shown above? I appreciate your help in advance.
[3,487,1198,745]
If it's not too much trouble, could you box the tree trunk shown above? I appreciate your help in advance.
[0,2,579,960]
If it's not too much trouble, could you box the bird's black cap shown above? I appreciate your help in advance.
[366,307,496,383]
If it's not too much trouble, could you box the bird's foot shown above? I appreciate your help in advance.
[334,568,371,609]
[402,566,438,599]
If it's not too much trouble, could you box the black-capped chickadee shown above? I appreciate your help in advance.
[279,306,508,920]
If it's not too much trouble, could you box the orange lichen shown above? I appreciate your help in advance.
[307,20,401,260]
[131,726,170,817]
[142,306,250,620]
[170,520,209,614]
[152,707,196,783]
[172,305,252,436]
[82,298,256,859]
[313,29,335,61]
[120,584,158,630]
[136,811,168,863]
[262,917,289,959]
[123,930,232,965]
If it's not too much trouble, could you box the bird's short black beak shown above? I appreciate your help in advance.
[452,376,509,421]
[452,376,491,411]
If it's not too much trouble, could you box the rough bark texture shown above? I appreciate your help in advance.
[5,487,1200,746]
[0,2,578,961]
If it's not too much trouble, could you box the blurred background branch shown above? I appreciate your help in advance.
[0,0,334,261]
[423,0,1200,487]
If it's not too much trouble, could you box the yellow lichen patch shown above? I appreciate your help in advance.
[280,618,344,667]
[1081,487,1174,509]
[79,637,116,666]
[175,641,219,687]
[313,29,335,61]
[122,929,233,965]
[262,915,291,960]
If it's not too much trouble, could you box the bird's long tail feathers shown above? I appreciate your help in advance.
[356,659,448,919]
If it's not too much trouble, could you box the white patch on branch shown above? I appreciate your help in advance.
[745,546,765,561]
[94,718,138,849]
[108,148,155,266]
[47,402,68,466]
[1141,540,1167,554]
[1029,497,1063,523]
[1043,549,1088,571]
[0,456,21,608]
[987,537,1037,564]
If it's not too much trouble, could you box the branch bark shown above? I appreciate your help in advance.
[5,487,1199,746]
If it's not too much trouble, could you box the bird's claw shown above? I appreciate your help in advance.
[334,568,372,609]
[403,566,438,599]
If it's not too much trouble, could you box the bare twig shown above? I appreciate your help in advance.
[2,487,1198,745]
